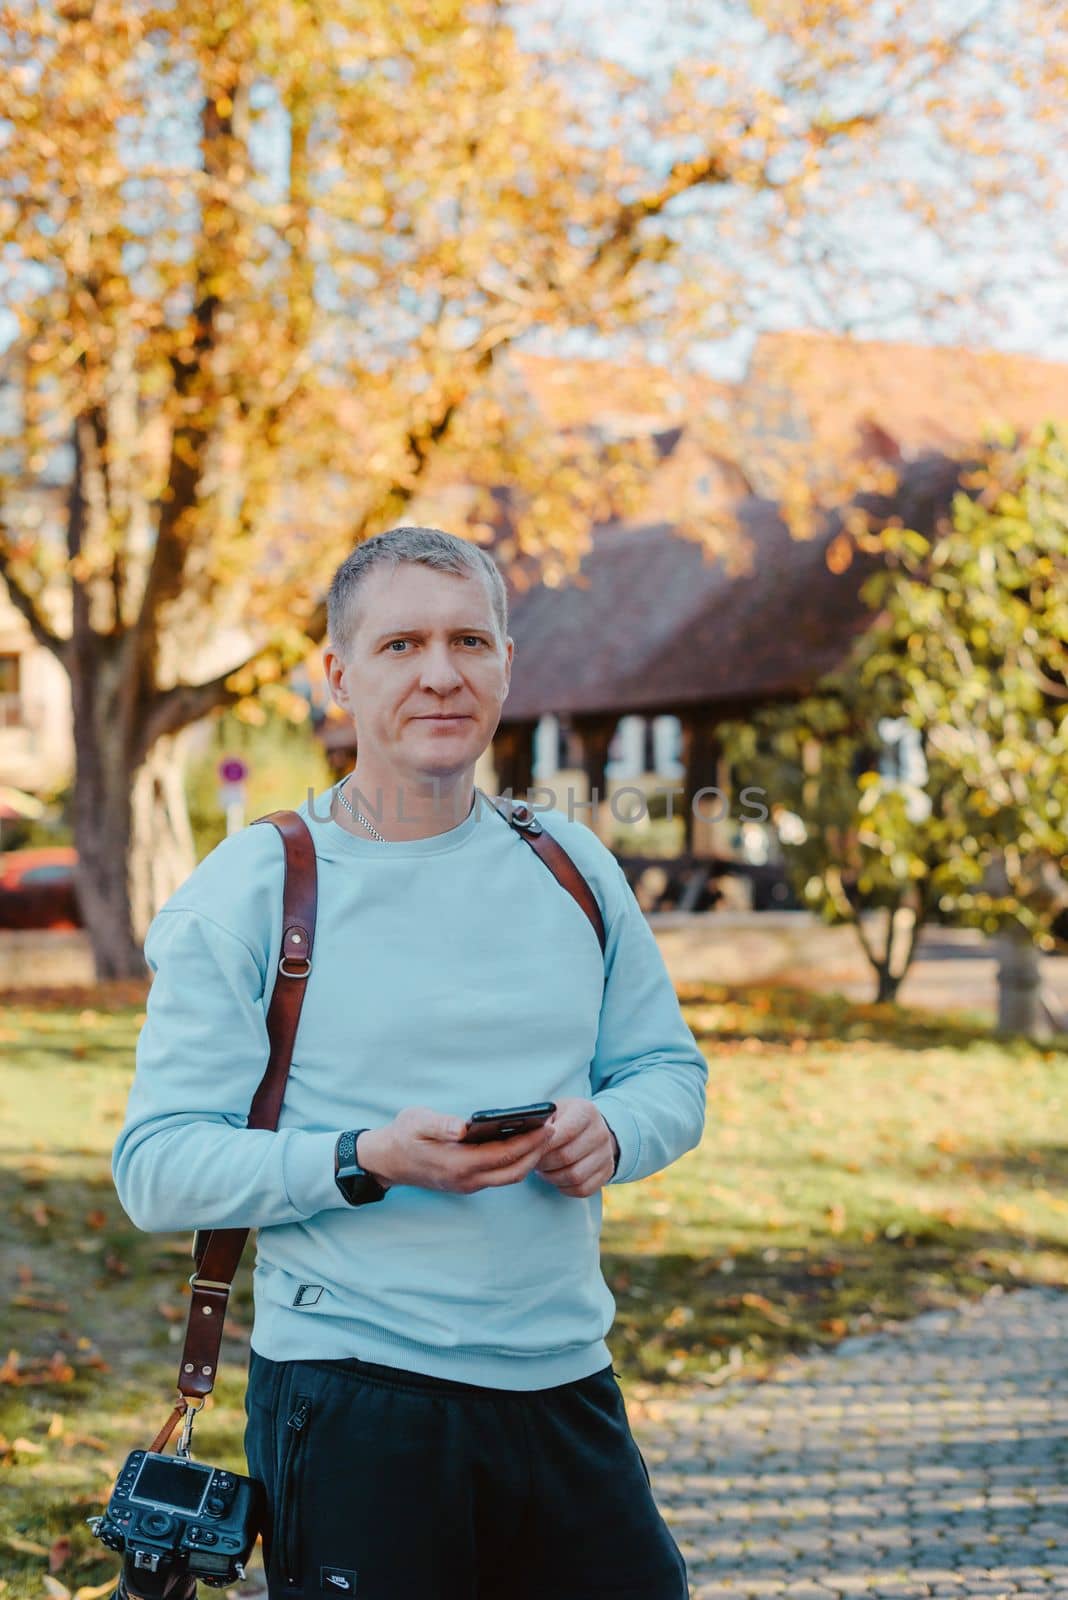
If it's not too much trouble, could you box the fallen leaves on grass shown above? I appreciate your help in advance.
[807,1257,845,1278]
[0,1349,76,1386]
[48,1537,72,1573]
[663,1305,694,1330]
[4,1535,50,1556]
[11,1295,71,1314]
[738,1291,793,1327]
[18,1159,56,1189]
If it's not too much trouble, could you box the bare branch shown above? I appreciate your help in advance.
[0,526,68,660]
[586,150,736,276]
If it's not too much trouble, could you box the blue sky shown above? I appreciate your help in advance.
[518,0,1068,379]
[2,0,1065,383]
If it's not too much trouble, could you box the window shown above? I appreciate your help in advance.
[605,717,643,780]
[533,714,559,781]
[652,716,685,778]
[0,653,21,729]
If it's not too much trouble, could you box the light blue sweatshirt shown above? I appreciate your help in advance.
[112,784,708,1390]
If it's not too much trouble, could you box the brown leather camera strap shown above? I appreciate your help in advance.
[171,793,603,1408]
[488,795,606,954]
[174,810,317,1403]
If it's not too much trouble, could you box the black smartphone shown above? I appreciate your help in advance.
[462,1102,556,1144]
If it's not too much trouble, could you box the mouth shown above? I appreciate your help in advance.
[416,715,470,723]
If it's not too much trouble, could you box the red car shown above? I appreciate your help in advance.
[0,846,82,930]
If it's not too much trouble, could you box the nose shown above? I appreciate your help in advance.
[417,644,465,694]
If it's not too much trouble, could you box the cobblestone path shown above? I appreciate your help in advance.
[638,1287,1068,1599]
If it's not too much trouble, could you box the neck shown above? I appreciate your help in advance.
[334,768,477,843]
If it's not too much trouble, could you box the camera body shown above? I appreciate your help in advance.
[89,1448,264,1597]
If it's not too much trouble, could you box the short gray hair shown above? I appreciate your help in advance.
[327,526,509,657]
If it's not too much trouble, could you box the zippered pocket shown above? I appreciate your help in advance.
[278,1393,312,1588]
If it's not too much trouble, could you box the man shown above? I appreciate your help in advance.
[113,524,708,1600]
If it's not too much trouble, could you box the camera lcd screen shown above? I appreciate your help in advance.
[131,1457,212,1514]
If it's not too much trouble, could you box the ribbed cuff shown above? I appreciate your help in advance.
[280,1130,352,1219]
[591,1093,642,1184]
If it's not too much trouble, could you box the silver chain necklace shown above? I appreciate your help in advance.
[334,779,387,842]
[334,779,481,842]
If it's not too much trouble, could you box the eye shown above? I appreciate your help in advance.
[385,636,487,651]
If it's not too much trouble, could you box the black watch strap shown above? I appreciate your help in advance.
[334,1129,387,1206]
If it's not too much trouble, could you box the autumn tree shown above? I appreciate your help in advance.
[722,424,1068,1029]
[1,0,1064,978]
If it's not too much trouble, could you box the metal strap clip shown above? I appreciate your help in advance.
[188,1273,231,1294]
[176,1397,204,1460]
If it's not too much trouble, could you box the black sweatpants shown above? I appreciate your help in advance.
[243,1348,690,1600]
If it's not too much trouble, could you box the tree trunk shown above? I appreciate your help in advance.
[874,965,902,1004]
[995,925,1047,1038]
[129,729,198,945]
[73,716,201,979]
[71,671,147,981]
[848,900,920,1006]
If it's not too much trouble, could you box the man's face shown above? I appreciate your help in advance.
[323,562,514,793]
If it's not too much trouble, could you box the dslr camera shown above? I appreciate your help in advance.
[88,1447,264,1597]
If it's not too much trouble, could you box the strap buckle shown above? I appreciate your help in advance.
[509,801,542,834]
[279,924,312,978]
[176,1397,204,1460]
[188,1272,231,1294]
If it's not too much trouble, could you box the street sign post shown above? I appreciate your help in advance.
[217,757,249,836]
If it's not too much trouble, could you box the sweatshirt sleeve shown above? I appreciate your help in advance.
[588,860,708,1184]
[111,906,350,1233]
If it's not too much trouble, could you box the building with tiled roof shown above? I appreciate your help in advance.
[318,333,1068,872]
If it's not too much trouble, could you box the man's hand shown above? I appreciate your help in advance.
[534,1098,619,1198]
[357,1109,555,1196]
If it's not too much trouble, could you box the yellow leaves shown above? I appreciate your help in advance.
[825,531,854,573]
[49,1537,73,1574]
[739,1291,792,1327]
[11,1295,71,1314]
[663,1304,694,1330]
[0,1348,76,1386]
[5,1535,50,1556]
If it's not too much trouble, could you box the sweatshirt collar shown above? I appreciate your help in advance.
[299,782,494,858]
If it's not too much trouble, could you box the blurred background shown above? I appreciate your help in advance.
[2,0,1065,1030]
[1,7,1068,1595]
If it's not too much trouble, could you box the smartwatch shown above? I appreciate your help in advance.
[334,1129,388,1207]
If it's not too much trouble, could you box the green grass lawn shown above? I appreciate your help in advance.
[1,981,1066,1598]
